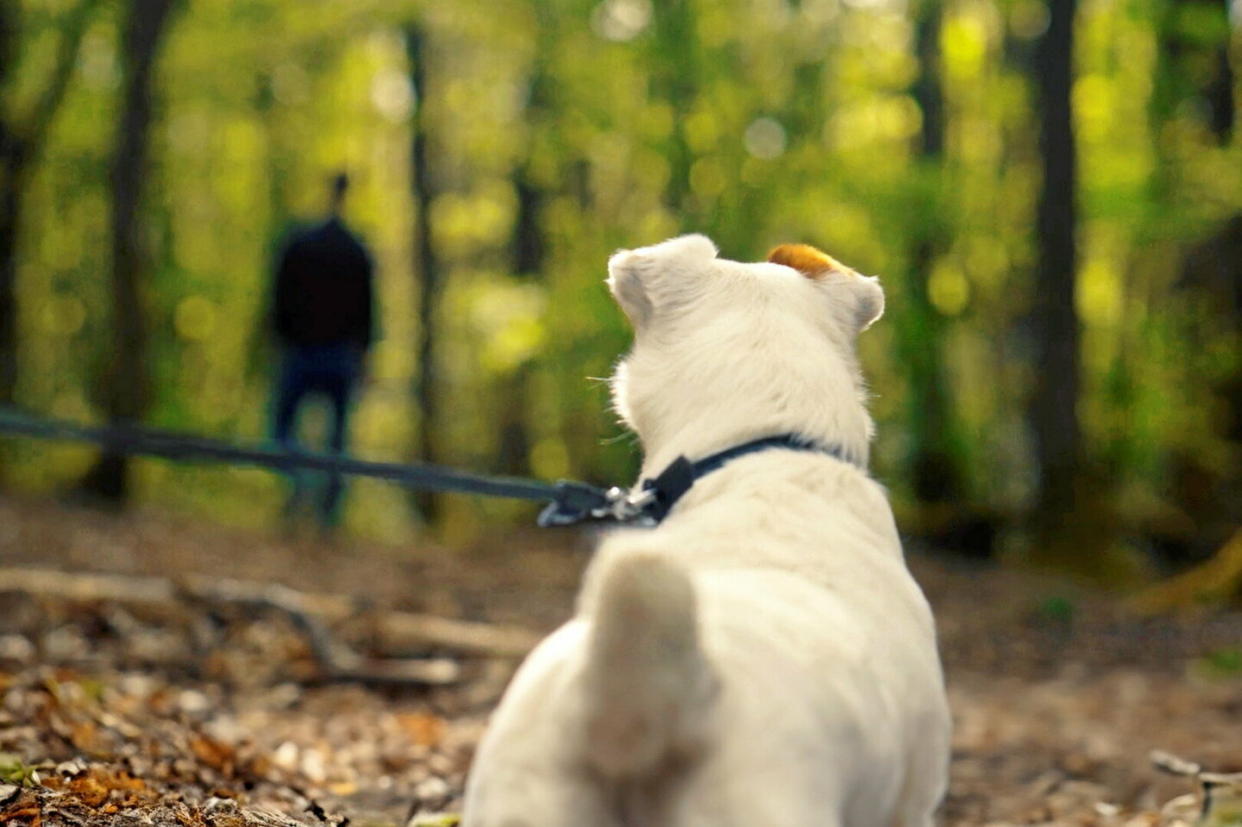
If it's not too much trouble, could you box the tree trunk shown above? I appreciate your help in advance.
[0,0,19,409]
[1135,0,1237,565]
[405,23,443,524]
[907,1,963,505]
[1155,215,1242,564]
[497,6,559,480]
[1028,0,1083,553]
[496,173,543,481]
[0,0,101,410]
[240,70,289,388]
[0,144,22,409]
[649,0,697,219]
[78,0,177,504]
[893,0,994,555]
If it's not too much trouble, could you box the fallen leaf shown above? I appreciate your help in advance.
[396,714,445,749]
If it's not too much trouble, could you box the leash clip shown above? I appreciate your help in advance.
[537,481,658,528]
[596,485,658,524]
[537,455,700,528]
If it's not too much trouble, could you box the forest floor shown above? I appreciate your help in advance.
[0,494,1240,826]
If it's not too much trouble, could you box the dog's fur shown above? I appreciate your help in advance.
[463,235,950,827]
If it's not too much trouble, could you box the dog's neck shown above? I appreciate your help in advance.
[637,414,870,483]
[616,317,876,485]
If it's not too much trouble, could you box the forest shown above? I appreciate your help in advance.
[0,0,1240,825]
[0,0,1235,566]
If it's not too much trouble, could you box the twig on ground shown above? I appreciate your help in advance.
[0,567,539,687]
[1151,749,1242,823]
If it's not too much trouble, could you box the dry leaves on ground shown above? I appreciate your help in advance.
[1,498,1240,826]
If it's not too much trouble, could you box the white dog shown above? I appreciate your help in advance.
[463,235,950,827]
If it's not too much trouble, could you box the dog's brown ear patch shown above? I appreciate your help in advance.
[767,244,847,279]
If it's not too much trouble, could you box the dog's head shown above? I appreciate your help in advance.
[607,234,884,469]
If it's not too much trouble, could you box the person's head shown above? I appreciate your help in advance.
[328,171,350,215]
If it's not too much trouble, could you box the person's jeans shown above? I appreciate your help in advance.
[271,343,363,526]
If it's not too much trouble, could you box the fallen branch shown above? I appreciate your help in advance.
[1151,749,1242,823]
[1152,750,1242,787]
[0,567,539,686]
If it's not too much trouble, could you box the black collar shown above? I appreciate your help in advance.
[537,433,854,528]
[637,433,852,523]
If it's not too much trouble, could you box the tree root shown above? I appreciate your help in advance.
[1127,529,1242,614]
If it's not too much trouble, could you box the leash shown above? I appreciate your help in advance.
[0,407,848,528]
[0,406,580,517]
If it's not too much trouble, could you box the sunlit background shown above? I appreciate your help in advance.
[1,0,1238,576]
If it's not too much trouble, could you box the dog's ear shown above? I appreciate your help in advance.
[844,275,885,332]
[768,243,884,333]
[608,234,719,326]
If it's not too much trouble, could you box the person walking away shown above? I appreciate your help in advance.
[269,172,375,528]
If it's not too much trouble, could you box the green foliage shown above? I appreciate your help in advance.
[0,753,40,787]
[1033,595,1077,625]
[1,0,1238,553]
[1196,648,1242,680]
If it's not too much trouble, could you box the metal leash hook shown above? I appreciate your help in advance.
[596,485,658,524]
[537,481,658,528]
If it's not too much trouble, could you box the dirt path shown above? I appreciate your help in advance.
[1,497,1239,826]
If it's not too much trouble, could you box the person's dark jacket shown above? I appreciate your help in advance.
[272,217,374,350]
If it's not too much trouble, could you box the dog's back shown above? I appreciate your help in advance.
[465,518,947,827]
[462,236,950,827]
